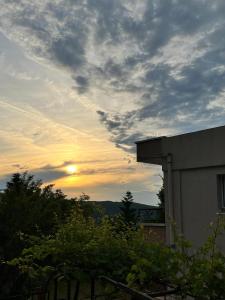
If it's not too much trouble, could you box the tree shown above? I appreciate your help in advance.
[0,173,75,297]
[120,191,138,226]
[0,173,74,259]
[157,185,165,209]
[157,181,165,223]
[10,209,145,286]
[75,193,103,221]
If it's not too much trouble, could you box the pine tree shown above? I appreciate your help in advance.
[120,191,138,226]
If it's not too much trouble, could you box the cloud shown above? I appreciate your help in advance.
[72,75,89,94]
[0,169,68,187]
[97,110,146,152]
[1,0,225,151]
[41,161,75,170]
[35,161,135,178]
[31,169,68,182]
[78,165,135,176]
[11,163,27,170]
[7,161,135,184]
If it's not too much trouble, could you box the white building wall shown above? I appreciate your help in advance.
[136,125,225,250]
[172,166,225,249]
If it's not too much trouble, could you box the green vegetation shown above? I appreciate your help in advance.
[1,173,225,299]
[119,191,138,226]
[0,173,96,297]
[90,200,155,217]
[0,173,73,259]
[11,210,144,282]
[157,179,165,223]
[127,218,225,299]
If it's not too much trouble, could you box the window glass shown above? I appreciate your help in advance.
[222,175,225,209]
[218,174,225,210]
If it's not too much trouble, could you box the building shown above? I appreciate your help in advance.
[136,125,225,248]
[138,207,166,243]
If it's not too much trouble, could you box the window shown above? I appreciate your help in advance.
[218,174,225,211]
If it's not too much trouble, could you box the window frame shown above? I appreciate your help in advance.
[217,174,225,211]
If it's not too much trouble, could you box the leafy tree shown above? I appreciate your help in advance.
[120,191,138,227]
[75,193,103,221]
[8,193,225,300]
[10,210,145,284]
[157,185,165,209]
[5,173,225,300]
[0,173,74,260]
[127,217,225,299]
[0,172,76,297]
[157,181,165,223]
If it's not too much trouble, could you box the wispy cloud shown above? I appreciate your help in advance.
[1,0,225,152]
[1,1,225,204]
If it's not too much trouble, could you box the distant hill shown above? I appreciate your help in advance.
[91,200,158,217]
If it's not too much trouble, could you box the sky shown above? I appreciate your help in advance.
[0,0,225,205]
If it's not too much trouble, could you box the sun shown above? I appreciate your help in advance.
[66,165,78,175]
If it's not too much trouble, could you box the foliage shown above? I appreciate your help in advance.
[89,201,153,218]
[181,217,225,299]
[157,180,165,223]
[127,217,225,299]
[10,210,145,284]
[0,172,97,297]
[75,193,103,221]
[3,173,225,300]
[7,204,225,299]
[0,173,74,260]
[119,191,138,227]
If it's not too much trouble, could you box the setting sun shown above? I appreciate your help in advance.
[66,165,78,175]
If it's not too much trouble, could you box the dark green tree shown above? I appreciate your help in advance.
[75,193,100,219]
[157,181,165,223]
[0,172,75,297]
[120,191,138,227]
[0,173,74,259]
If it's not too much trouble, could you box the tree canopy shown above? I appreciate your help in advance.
[119,191,138,226]
[0,173,74,260]
[2,173,225,299]
[0,172,93,297]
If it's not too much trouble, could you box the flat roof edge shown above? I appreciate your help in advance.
[136,125,225,145]
[135,136,166,144]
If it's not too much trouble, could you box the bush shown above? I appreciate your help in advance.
[10,210,146,284]
[127,217,225,299]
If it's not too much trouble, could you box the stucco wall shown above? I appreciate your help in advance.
[162,125,225,171]
[136,125,225,250]
[172,166,225,249]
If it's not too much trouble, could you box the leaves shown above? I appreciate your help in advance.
[127,217,225,299]
[3,173,225,299]
[11,210,145,284]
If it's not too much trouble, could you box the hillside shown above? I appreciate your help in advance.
[92,201,157,216]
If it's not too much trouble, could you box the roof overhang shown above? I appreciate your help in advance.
[135,137,166,165]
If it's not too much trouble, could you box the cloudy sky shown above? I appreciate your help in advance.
[0,0,225,204]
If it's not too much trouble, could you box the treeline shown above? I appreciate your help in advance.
[1,173,225,299]
[0,173,139,297]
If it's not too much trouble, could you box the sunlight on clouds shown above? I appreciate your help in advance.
[53,162,162,203]
[54,163,157,190]
[4,1,225,203]
[0,92,127,184]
